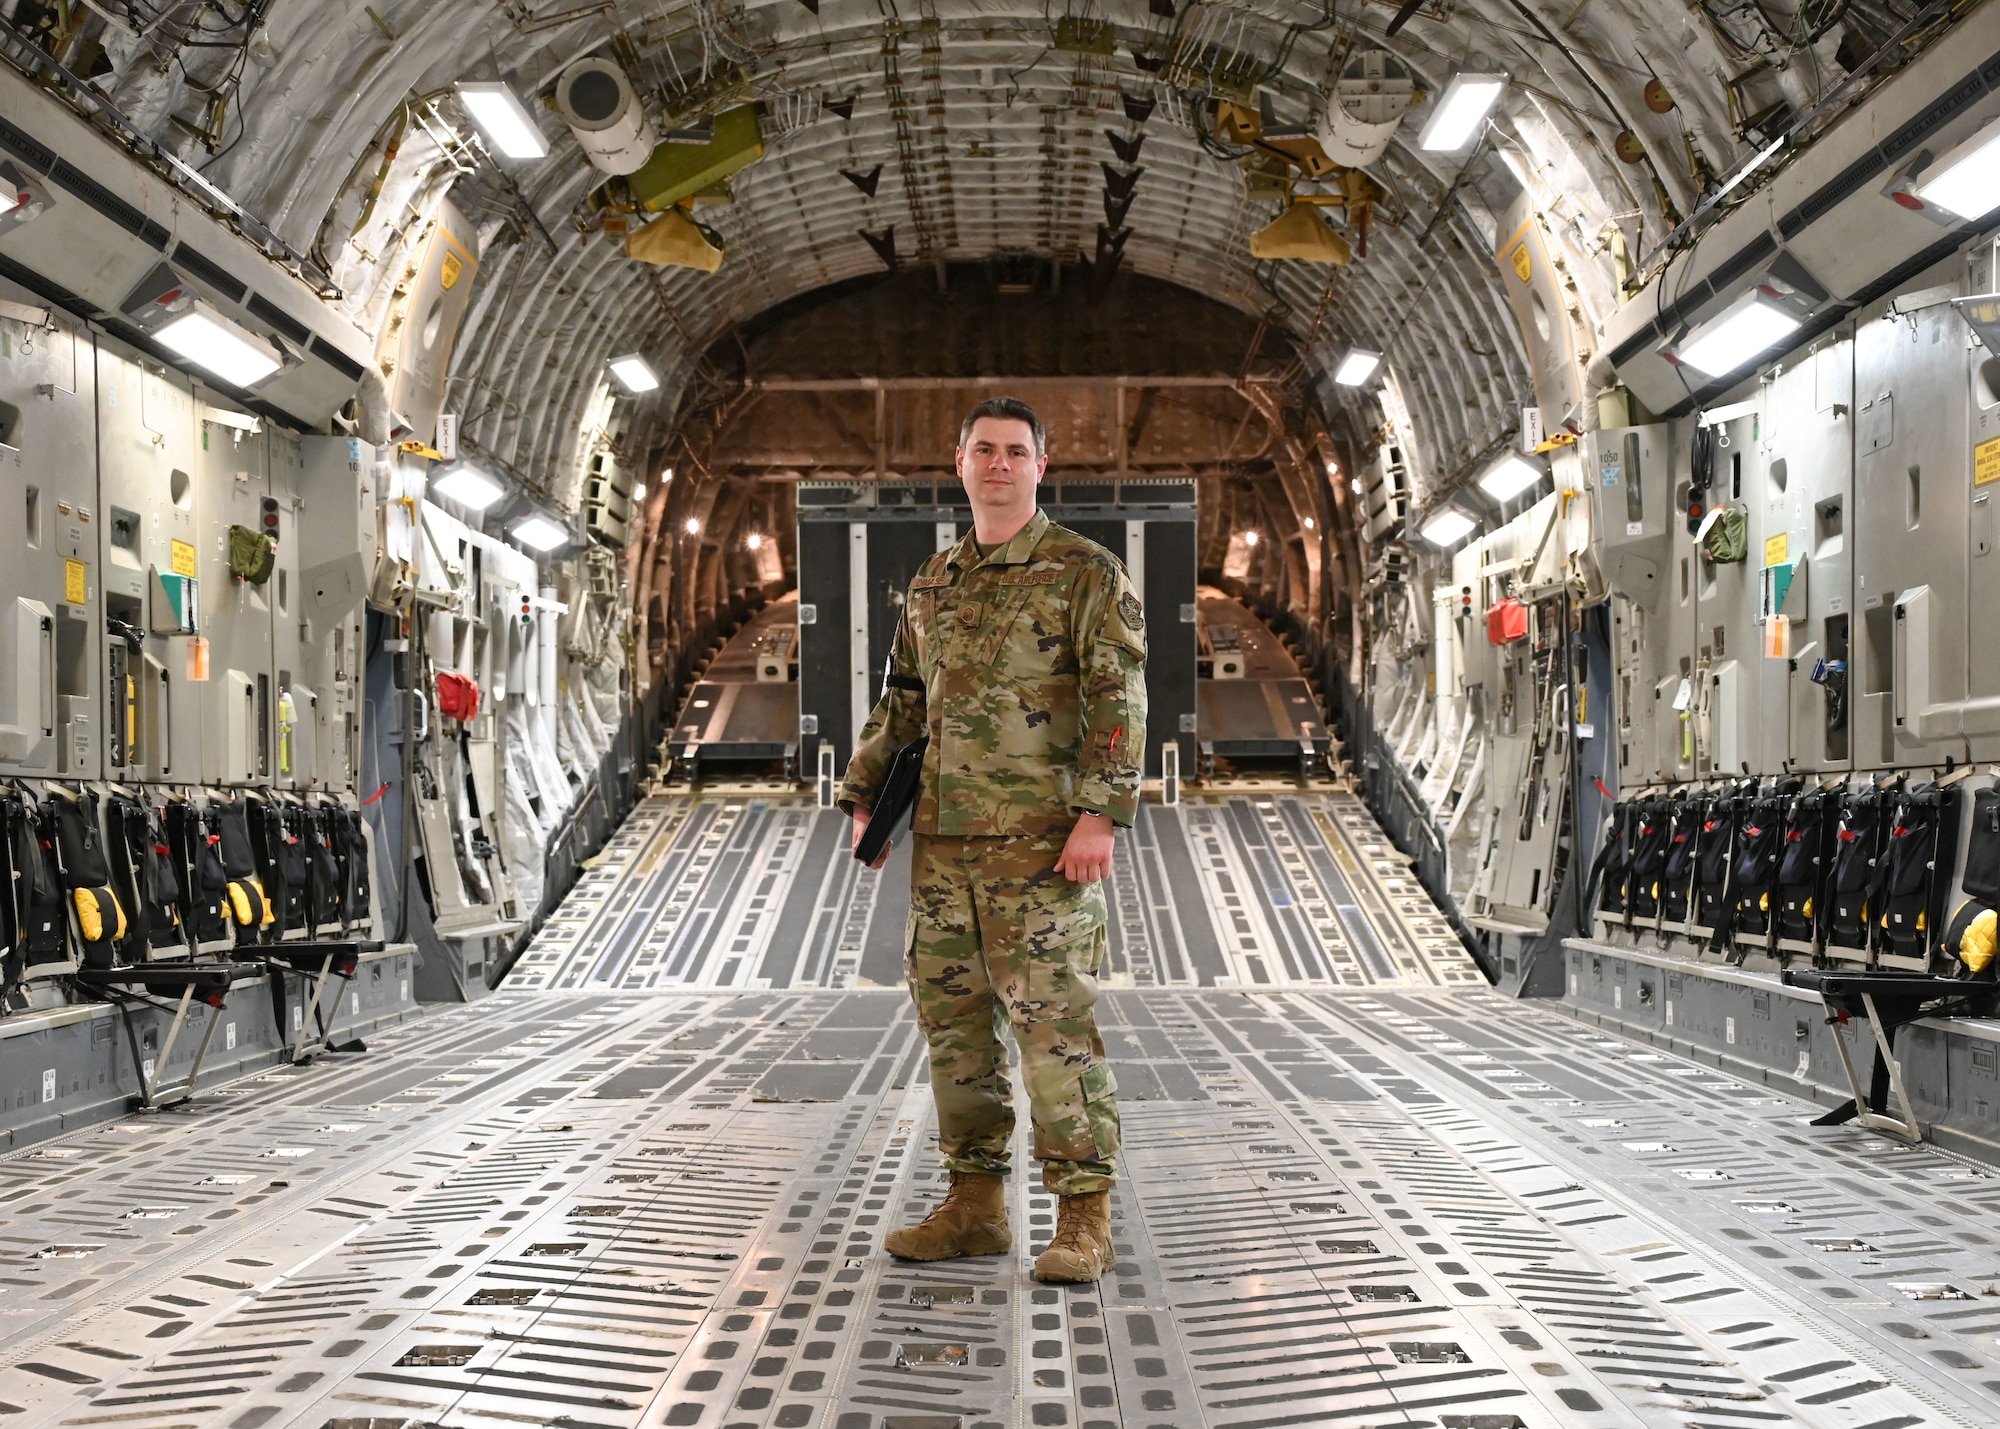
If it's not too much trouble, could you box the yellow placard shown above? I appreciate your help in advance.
[1510,243,1531,282]
[1979,435,2000,486]
[63,558,86,606]
[440,248,464,290]
[1764,532,1788,567]
[171,539,197,577]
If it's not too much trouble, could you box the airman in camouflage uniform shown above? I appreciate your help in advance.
[839,397,1146,1283]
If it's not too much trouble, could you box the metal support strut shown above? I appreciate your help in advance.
[73,966,235,1111]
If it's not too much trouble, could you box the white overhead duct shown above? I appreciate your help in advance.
[1317,49,1414,170]
[555,58,656,177]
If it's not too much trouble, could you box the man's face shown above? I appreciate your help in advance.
[956,417,1046,522]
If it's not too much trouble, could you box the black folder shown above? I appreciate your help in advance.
[855,737,927,864]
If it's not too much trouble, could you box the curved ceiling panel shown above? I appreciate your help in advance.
[11,0,1947,513]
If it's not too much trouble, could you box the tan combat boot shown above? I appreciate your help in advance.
[883,1172,1012,1260]
[1032,1190,1116,1283]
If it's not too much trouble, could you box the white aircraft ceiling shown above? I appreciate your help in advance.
[12,0,1926,501]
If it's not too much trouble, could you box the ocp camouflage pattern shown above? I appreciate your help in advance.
[839,509,1149,833]
[906,829,1120,1194]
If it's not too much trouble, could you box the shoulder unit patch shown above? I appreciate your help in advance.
[1118,591,1145,631]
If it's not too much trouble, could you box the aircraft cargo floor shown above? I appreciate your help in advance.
[4,795,2000,1429]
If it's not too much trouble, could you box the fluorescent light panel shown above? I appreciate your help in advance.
[609,354,659,392]
[1676,294,1801,377]
[1479,453,1543,501]
[510,515,567,551]
[1915,121,2000,218]
[1421,509,1477,547]
[1419,74,1504,152]
[154,303,282,388]
[1333,349,1381,386]
[434,465,506,511]
[0,187,18,217]
[458,81,549,160]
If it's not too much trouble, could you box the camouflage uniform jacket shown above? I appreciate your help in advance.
[838,509,1148,835]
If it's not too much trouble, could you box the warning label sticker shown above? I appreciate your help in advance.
[1978,435,2000,486]
[171,539,198,577]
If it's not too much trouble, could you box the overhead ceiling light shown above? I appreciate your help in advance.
[509,514,568,552]
[746,532,763,549]
[433,464,505,511]
[1243,530,1260,546]
[1303,516,1315,529]
[1418,73,1505,152]
[0,163,46,229]
[632,482,646,502]
[457,81,549,160]
[609,354,659,392]
[1914,119,2000,218]
[1673,290,1802,378]
[684,516,701,535]
[154,302,282,388]
[1333,349,1381,386]
[1478,453,1544,502]
[1421,509,1478,547]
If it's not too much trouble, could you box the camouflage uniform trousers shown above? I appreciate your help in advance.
[905,829,1120,1195]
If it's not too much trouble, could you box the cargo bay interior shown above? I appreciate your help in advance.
[7,0,2000,1425]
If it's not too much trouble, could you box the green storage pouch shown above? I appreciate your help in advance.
[227,524,276,584]
[1702,505,1749,564]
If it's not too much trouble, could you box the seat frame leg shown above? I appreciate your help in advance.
[140,986,226,1111]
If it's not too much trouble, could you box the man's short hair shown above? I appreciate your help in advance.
[959,396,1046,457]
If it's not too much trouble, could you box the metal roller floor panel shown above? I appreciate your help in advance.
[503,794,1480,994]
[4,797,2000,1429]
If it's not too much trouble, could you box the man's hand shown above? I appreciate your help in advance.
[851,806,890,870]
[1055,810,1116,883]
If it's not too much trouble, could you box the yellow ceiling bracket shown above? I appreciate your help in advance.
[625,206,726,272]
[1249,205,1353,263]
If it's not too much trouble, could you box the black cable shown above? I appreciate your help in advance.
[1260,0,1338,80]
[1003,45,1052,107]
[394,617,419,944]
[1686,416,1716,535]
[1700,0,1771,59]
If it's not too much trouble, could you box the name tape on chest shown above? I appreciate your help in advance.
[910,574,954,590]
